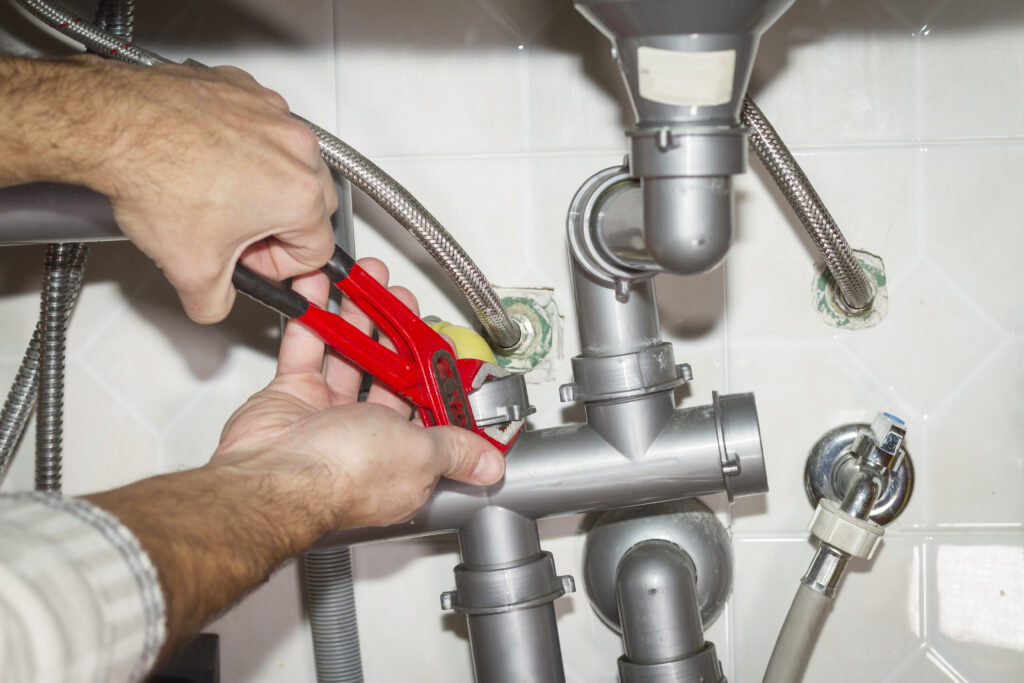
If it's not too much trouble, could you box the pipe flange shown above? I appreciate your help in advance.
[440,552,575,615]
[804,422,914,527]
[618,642,725,683]
[559,343,691,404]
[567,164,654,296]
[628,125,747,179]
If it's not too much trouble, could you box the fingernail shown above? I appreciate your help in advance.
[470,450,504,485]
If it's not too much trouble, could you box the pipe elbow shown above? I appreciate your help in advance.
[616,540,698,604]
[615,540,706,663]
[642,176,734,275]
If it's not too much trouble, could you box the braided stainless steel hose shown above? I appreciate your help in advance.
[742,96,874,310]
[16,0,521,349]
[16,0,165,64]
[301,118,521,348]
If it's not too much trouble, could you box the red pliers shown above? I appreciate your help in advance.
[232,246,523,453]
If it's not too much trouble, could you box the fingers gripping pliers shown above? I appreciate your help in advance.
[232,246,531,453]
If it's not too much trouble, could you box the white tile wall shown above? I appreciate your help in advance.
[1,0,1021,681]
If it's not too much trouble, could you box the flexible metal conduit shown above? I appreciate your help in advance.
[92,0,134,38]
[34,243,88,492]
[0,330,41,477]
[14,0,521,349]
[28,0,136,493]
[0,246,88,482]
[742,96,875,311]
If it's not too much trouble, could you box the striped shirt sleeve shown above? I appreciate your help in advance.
[0,492,166,683]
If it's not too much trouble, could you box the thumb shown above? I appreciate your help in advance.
[430,427,505,486]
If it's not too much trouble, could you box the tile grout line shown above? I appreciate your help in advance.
[721,264,730,396]
[328,0,340,147]
[732,527,1022,541]
[926,647,970,683]
[727,337,838,352]
[73,275,160,359]
[156,367,218,442]
[75,355,161,439]
[718,258,732,683]
[362,135,1024,165]
[919,538,929,642]
[725,594,736,682]
[880,643,931,683]
[924,335,1013,420]
[831,341,917,420]
[925,260,1013,340]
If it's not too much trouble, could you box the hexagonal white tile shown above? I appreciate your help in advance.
[750,0,919,147]
[926,342,1024,528]
[839,261,1003,414]
[80,278,236,431]
[923,143,1024,335]
[925,536,1024,680]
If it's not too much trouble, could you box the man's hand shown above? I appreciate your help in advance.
[0,55,336,323]
[86,258,504,661]
[212,258,506,529]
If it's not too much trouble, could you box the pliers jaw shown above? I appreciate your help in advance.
[460,360,535,451]
[233,246,531,454]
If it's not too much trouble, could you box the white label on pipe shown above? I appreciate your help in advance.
[636,47,736,107]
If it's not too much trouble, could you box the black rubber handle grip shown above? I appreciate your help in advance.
[321,245,357,282]
[232,264,309,319]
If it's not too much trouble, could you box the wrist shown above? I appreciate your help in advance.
[205,449,337,546]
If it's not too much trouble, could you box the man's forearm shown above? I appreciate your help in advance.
[84,461,329,661]
[1,53,338,323]
[0,56,120,190]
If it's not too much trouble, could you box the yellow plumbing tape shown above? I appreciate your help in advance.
[429,321,497,364]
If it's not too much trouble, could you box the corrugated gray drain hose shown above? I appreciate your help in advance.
[303,547,364,682]
[14,0,522,350]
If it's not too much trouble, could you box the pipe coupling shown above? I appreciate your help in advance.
[618,643,725,683]
[713,391,768,501]
[440,552,575,615]
[628,126,747,179]
[559,342,691,404]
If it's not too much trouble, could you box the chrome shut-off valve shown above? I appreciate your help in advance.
[800,413,914,598]
[858,412,907,474]
[805,412,914,527]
